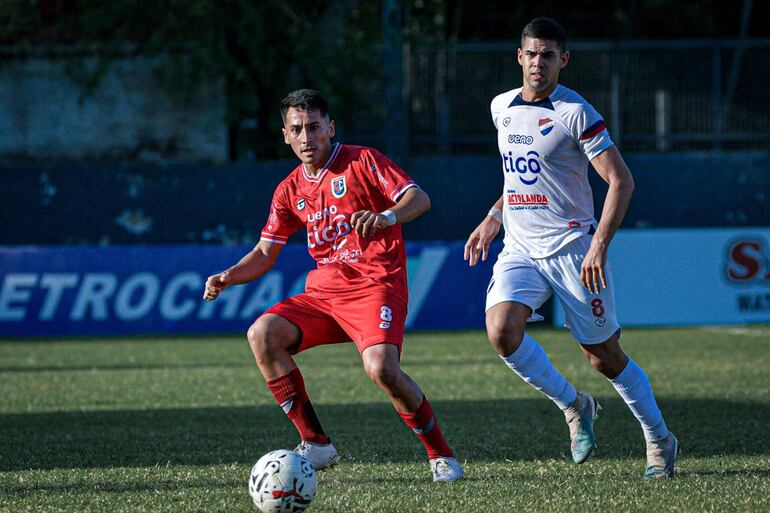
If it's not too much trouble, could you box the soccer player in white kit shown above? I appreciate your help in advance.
[464,17,681,479]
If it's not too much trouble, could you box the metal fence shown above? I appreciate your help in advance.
[350,39,770,156]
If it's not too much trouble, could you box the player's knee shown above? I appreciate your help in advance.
[486,319,525,356]
[246,320,270,362]
[585,349,626,378]
[363,358,400,390]
[585,352,606,373]
[247,316,292,364]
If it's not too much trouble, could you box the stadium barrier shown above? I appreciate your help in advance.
[555,227,770,327]
[2,228,768,338]
[0,242,493,337]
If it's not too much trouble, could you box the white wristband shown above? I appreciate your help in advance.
[487,207,503,223]
[380,210,397,226]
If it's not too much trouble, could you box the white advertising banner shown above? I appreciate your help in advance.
[554,228,770,327]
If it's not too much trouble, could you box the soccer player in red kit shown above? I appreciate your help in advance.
[203,89,463,482]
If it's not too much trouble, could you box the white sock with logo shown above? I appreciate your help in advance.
[500,333,577,410]
[610,357,669,442]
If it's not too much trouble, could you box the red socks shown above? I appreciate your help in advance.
[268,370,452,459]
[267,368,329,445]
[399,397,454,459]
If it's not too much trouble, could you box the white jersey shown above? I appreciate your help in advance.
[491,84,614,258]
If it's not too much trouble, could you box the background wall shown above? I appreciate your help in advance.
[3,153,768,246]
[0,57,226,163]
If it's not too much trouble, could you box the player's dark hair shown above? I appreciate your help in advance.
[521,17,566,52]
[280,89,329,123]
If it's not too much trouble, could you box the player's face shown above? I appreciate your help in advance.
[518,37,570,100]
[282,107,336,172]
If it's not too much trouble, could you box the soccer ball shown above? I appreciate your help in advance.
[248,449,317,512]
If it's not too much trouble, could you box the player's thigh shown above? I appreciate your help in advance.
[262,294,351,354]
[486,251,552,322]
[544,236,621,345]
[329,290,407,355]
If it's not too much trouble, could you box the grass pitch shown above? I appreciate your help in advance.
[1,326,770,512]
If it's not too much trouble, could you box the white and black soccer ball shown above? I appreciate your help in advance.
[248,449,317,513]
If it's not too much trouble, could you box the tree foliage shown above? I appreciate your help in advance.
[0,0,765,160]
[0,0,383,159]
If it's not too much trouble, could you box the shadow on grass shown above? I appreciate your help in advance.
[0,362,251,373]
[2,398,769,472]
[0,477,243,495]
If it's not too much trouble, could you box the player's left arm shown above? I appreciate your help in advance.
[583,145,635,293]
[350,187,430,237]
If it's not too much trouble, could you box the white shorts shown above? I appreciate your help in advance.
[485,235,621,345]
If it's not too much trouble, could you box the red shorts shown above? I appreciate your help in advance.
[262,290,407,355]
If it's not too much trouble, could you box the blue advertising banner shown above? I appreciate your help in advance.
[553,228,770,327]
[0,242,497,337]
[7,228,764,338]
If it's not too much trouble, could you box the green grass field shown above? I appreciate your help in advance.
[2,326,770,512]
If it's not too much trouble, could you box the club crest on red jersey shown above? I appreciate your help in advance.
[296,198,306,211]
[331,176,347,198]
[538,117,555,136]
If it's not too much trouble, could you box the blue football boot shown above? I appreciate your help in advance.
[564,392,601,464]
[644,433,682,479]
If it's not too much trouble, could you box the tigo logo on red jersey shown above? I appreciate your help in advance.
[538,118,554,136]
[331,177,347,198]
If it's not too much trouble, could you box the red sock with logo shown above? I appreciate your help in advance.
[266,368,329,445]
[399,396,454,459]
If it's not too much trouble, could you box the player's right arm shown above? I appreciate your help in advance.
[203,240,284,301]
[464,195,504,266]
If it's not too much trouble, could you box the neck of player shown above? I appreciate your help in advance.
[521,82,558,102]
[304,146,333,176]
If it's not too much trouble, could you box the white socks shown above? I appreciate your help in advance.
[500,333,577,410]
[501,334,669,443]
[610,357,669,442]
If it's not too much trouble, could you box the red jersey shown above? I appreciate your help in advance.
[260,143,418,299]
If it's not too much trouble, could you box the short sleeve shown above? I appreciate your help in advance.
[572,102,614,160]
[489,93,508,130]
[260,185,303,245]
[366,149,419,203]
[491,95,503,129]
[490,89,518,130]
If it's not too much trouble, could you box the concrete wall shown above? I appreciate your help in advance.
[3,152,768,245]
[0,56,227,162]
